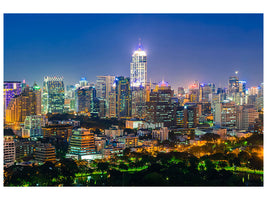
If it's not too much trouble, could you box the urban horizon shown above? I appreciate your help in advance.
[3,13,263,187]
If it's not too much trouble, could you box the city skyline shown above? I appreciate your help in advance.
[4,14,263,89]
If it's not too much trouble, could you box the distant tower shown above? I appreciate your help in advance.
[130,41,147,87]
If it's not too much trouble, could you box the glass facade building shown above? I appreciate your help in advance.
[42,76,65,114]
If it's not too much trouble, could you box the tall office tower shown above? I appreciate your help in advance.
[4,81,22,115]
[228,76,239,94]
[115,76,131,118]
[131,86,146,119]
[96,76,115,99]
[65,85,76,111]
[5,86,37,123]
[248,87,259,96]
[42,76,65,114]
[214,101,237,128]
[21,79,27,91]
[146,80,176,127]
[108,88,117,118]
[79,77,88,87]
[93,98,106,118]
[184,103,201,128]
[199,83,214,103]
[22,115,46,138]
[236,105,259,130]
[256,83,263,111]
[68,128,95,158]
[32,82,42,115]
[96,76,116,117]
[4,129,16,168]
[188,82,200,103]
[238,81,246,94]
[76,86,95,113]
[176,106,186,127]
[178,87,185,96]
[130,42,147,87]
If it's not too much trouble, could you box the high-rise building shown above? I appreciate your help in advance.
[214,101,237,128]
[188,82,200,103]
[93,98,106,118]
[130,42,147,87]
[68,128,96,157]
[65,85,76,112]
[42,76,65,114]
[4,81,22,110]
[131,86,146,119]
[228,76,239,94]
[96,76,116,117]
[146,80,176,127]
[184,103,200,128]
[115,76,131,118]
[33,82,42,115]
[4,129,16,168]
[5,86,37,123]
[199,83,215,103]
[4,81,22,123]
[96,76,115,99]
[236,105,259,130]
[79,77,88,87]
[76,86,95,113]
[108,88,117,118]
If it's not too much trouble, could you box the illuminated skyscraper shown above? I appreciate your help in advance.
[42,76,65,114]
[146,80,176,127]
[115,76,131,118]
[4,81,22,111]
[76,86,95,113]
[130,42,147,87]
[33,82,42,115]
[96,76,115,117]
[5,86,37,123]
[131,86,146,119]
[79,77,88,87]
[228,76,239,94]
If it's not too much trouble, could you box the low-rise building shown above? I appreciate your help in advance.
[152,127,169,141]
[104,125,123,138]
[34,143,56,163]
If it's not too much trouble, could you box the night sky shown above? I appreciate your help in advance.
[4,14,263,89]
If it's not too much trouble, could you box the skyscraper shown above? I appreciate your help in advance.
[5,85,37,123]
[42,76,65,114]
[146,80,176,127]
[76,86,95,113]
[4,81,22,111]
[130,42,147,87]
[96,76,115,117]
[115,76,131,118]
[33,82,42,115]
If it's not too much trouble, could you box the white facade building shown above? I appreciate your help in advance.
[130,42,147,87]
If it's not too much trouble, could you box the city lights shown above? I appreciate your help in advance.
[3,14,263,187]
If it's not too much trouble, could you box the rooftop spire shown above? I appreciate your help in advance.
[136,38,144,51]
